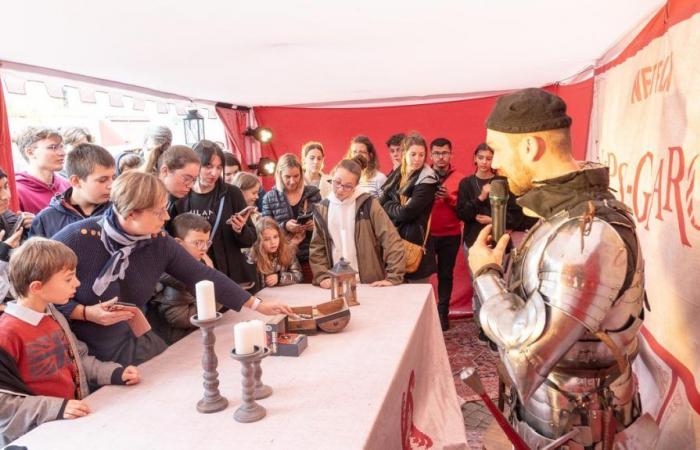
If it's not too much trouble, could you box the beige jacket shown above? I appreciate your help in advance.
[310,193,405,285]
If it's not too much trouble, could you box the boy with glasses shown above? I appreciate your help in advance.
[146,213,217,344]
[14,127,70,214]
[429,138,465,331]
[30,144,115,238]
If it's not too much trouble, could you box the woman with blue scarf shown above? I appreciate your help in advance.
[54,171,293,366]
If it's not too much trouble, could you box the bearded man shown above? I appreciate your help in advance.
[468,88,658,449]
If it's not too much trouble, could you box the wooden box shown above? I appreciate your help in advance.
[287,306,318,335]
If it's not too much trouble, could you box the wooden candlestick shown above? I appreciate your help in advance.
[190,313,228,414]
[253,346,272,400]
[230,346,266,423]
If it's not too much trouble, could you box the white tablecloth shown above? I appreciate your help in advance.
[14,284,468,449]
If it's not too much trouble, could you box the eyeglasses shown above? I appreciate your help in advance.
[188,240,211,250]
[332,180,355,191]
[146,208,169,219]
[175,172,196,187]
[35,143,65,152]
[431,151,451,158]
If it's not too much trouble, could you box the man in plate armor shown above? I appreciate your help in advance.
[468,88,659,449]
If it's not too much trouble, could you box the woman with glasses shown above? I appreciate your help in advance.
[53,171,293,365]
[309,157,405,288]
[261,153,321,283]
[301,141,332,199]
[157,145,201,224]
[345,135,387,198]
[380,132,439,283]
[172,140,257,290]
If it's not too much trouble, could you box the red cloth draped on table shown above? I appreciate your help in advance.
[237,81,593,314]
[0,84,19,211]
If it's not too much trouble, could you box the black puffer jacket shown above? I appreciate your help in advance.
[380,166,439,280]
[261,185,321,262]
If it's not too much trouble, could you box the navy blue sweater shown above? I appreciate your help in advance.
[53,216,251,363]
[30,188,110,238]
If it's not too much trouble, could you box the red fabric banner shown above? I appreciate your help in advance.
[246,80,593,314]
[253,81,592,173]
[0,83,19,211]
[215,106,249,166]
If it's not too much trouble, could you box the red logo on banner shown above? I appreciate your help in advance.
[631,53,673,104]
[605,146,699,247]
[401,370,433,449]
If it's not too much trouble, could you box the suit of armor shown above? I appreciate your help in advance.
[474,165,658,449]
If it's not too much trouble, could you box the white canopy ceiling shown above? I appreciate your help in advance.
[1,0,664,106]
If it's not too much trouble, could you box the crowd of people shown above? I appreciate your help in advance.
[0,123,535,444]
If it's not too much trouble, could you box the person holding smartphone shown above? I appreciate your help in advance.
[172,141,257,289]
[261,153,321,283]
[0,169,29,303]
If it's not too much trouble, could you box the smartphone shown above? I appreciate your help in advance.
[296,212,313,225]
[9,213,25,236]
[109,301,138,311]
[239,205,257,216]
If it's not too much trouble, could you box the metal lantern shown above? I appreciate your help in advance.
[329,257,359,306]
[183,109,205,145]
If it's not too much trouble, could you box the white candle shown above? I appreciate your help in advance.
[234,322,256,354]
[249,319,267,349]
[340,229,349,260]
[195,280,216,320]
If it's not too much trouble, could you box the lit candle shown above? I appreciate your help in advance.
[340,229,349,260]
[195,280,216,320]
[234,322,256,354]
[249,319,266,349]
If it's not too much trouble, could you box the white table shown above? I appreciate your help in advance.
[14,284,469,449]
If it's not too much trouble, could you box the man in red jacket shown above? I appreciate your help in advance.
[429,138,464,331]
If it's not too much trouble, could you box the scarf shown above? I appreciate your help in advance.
[92,207,152,296]
[516,163,616,220]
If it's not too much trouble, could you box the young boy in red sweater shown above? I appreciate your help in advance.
[0,238,140,445]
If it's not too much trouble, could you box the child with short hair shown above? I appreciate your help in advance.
[249,217,302,288]
[0,238,139,445]
[147,213,218,344]
[30,143,115,238]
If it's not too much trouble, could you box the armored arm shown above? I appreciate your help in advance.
[475,218,629,401]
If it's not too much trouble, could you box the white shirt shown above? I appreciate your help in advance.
[357,171,387,198]
[326,190,362,274]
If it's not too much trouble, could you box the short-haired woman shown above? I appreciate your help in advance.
[261,153,321,282]
[309,158,405,288]
[54,171,292,366]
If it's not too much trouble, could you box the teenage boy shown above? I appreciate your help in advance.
[429,137,465,331]
[14,127,70,214]
[385,133,405,178]
[147,213,218,344]
[30,144,114,238]
[0,238,139,445]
